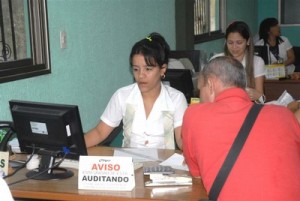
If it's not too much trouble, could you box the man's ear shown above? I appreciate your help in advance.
[207,77,215,94]
[197,75,203,90]
[206,76,218,102]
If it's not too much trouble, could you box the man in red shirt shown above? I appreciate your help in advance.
[182,56,300,201]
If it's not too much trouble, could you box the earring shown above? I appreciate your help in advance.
[161,74,166,79]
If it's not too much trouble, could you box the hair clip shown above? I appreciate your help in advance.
[146,36,152,42]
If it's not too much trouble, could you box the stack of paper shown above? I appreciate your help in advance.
[159,153,189,171]
[145,173,192,186]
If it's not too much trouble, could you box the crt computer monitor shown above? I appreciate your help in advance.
[254,45,270,65]
[163,69,194,103]
[9,100,88,180]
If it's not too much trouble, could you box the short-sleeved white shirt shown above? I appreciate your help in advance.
[211,53,265,78]
[255,36,295,74]
[0,178,13,201]
[101,83,187,148]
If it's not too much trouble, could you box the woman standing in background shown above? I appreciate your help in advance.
[256,17,295,75]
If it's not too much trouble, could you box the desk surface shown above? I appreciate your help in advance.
[6,146,208,201]
[264,79,300,102]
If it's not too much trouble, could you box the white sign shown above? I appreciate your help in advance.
[265,64,286,79]
[78,156,135,191]
[0,151,9,176]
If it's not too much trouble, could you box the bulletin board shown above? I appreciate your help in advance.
[279,0,300,25]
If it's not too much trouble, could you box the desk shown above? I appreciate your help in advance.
[264,79,300,102]
[6,147,208,201]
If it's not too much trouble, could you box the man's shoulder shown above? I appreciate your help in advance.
[262,104,288,113]
[261,104,296,120]
[185,102,212,116]
[263,104,290,111]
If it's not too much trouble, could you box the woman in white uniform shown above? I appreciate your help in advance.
[211,21,266,103]
[255,17,295,75]
[84,33,188,150]
[0,177,14,201]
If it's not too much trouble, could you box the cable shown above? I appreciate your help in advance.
[3,147,36,179]
[8,150,68,186]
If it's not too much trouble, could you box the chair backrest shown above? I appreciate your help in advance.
[0,178,14,201]
[99,122,123,146]
[254,45,270,65]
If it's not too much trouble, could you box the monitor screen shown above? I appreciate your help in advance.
[9,100,88,180]
[254,45,270,65]
[163,69,194,103]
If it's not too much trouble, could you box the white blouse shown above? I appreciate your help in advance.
[101,83,187,149]
[255,36,295,74]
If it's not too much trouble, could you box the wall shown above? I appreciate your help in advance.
[0,0,176,132]
[3,0,294,134]
[195,0,259,59]
[258,0,300,46]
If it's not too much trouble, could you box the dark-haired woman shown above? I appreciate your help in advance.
[211,21,266,103]
[256,17,295,75]
[85,33,187,150]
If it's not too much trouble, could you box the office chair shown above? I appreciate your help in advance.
[99,122,123,146]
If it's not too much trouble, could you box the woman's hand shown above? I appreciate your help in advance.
[294,108,300,124]
[284,48,295,66]
[287,101,300,113]
[288,101,300,123]
[246,87,263,102]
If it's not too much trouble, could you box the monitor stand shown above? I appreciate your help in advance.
[26,150,73,180]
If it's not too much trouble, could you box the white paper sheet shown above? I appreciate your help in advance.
[114,148,159,163]
[159,153,189,171]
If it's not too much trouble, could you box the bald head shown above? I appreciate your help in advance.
[198,56,246,102]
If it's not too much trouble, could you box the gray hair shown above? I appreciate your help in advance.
[200,56,246,88]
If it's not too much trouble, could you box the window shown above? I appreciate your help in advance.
[0,0,50,83]
[279,0,300,25]
[194,0,226,43]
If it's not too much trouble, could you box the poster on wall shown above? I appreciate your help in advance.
[279,0,300,25]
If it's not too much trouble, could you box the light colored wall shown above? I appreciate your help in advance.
[0,0,176,132]
[3,0,294,134]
